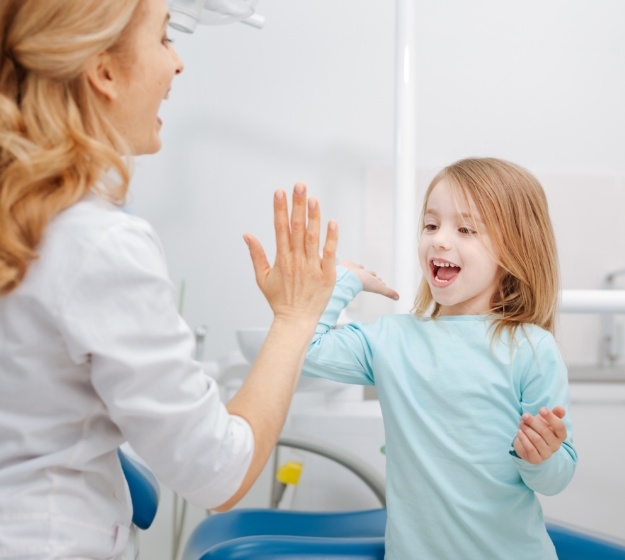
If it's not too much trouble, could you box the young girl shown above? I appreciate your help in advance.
[0,0,337,557]
[303,157,577,559]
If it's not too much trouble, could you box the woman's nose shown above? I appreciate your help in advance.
[172,48,184,75]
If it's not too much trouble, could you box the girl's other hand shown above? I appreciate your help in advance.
[341,260,399,301]
[513,406,567,465]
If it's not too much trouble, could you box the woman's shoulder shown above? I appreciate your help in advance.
[53,193,152,240]
[23,194,163,299]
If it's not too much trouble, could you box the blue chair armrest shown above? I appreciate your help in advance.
[196,535,385,560]
[118,448,160,530]
[182,509,386,560]
[547,522,625,560]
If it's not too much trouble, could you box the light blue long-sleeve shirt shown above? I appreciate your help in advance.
[303,267,577,559]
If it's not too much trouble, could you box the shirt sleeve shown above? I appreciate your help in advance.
[509,331,578,496]
[303,265,378,386]
[58,217,253,509]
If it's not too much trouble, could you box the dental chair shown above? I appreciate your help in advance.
[118,448,159,531]
[120,435,388,559]
[181,434,387,560]
[119,441,625,560]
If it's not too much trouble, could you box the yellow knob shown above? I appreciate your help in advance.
[276,461,303,485]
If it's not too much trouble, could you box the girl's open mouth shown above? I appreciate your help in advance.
[431,259,461,286]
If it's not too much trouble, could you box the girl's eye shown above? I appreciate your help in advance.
[424,224,438,232]
[459,226,477,235]
[162,35,174,45]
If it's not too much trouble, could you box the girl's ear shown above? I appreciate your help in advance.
[85,52,119,101]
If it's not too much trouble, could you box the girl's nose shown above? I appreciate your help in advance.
[431,229,451,250]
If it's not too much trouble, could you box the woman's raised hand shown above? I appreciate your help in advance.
[218,184,337,510]
[244,183,338,325]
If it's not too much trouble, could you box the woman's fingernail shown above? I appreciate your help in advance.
[294,183,305,195]
[275,190,284,200]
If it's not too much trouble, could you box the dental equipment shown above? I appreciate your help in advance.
[194,324,208,362]
[599,270,625,365]
[560,289,625,314]
[168,0,265,33]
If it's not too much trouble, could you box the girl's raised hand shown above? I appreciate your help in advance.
[340,260,399,301]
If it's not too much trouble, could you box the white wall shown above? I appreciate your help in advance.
[134,0,625,554]
[130,0,396,358]
[131,0,625,362]
[540,383,625,541]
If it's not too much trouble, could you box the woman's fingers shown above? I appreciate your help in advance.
[243,234,270,286]
[321,220,339,275]
[247,184,339,318]
[275,184,320,262]
[305,197,321,262]
[273,190,290,258]
[289,183,307,256]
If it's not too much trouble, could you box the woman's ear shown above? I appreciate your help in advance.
[85,52,119,101]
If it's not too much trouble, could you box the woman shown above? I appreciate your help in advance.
[0,0,338,558]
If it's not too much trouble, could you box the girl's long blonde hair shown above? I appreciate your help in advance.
[0,0,142,294]
[414,157,559,338]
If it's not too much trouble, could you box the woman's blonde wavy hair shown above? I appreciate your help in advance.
[414,157,559,338]
[0,0,142,294]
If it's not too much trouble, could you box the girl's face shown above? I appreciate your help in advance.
[106,0,184,155]
[418,178,502,316]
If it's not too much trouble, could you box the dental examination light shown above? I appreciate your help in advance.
[168,0,265,33]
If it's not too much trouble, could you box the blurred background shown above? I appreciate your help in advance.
[132,1,625,556]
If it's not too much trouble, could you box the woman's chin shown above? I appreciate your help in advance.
[133,137,162,156]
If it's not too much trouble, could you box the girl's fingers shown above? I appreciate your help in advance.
[381,284,400,300]
[516,407,568,464]
[540,407,567,441]
[519,425,549,455]
[519,421,561,461]
[532,408,567,442]
[516,430,539,463]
